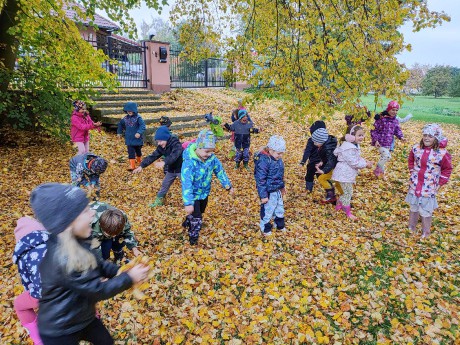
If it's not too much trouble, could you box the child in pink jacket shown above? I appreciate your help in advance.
[70,101,101,155]
[332,125,373,219]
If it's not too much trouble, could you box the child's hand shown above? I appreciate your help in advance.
[315,162,323,168]
[153,161,165,169]
[132,166,143,174]
[94,121,102,127]
[400,137,406,142]
[260,197,269,204]
[316,168,324,174]
[127,264,150,284]
[117,134,123,140]
[366,160,373,168]
[135,133,141,139]
[132,247,142,257]
[375,142,381,148]
[281,187,286,196]
[184,205,194,215]
[227,187,234,195]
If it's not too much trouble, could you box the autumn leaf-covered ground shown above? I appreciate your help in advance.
[1,89,459,345]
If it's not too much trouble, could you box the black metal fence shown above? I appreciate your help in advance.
[85,34,148,88]
[170,50,227,88]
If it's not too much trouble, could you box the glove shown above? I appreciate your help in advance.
[224,123,231,131]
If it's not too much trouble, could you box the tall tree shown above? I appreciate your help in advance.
[171,0,450,119]
[404,63,430,94]
[421,66,453,98]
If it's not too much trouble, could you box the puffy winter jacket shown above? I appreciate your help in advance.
[69,153,101,187]
[38,235,133,337]
[317,135,338,174]
[13,218,49,299]
[70,110,98,143]
[181,143,232,206]
[370,116,403,148]
[300,138,321,165]
[141,136,183,173]
[332,142,367,183]
[254,150,285,199]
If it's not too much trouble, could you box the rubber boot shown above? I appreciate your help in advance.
[188,217,202,245]
[421,216,432,239]
[373,166,384,178]
[243,161,250,171]
[149,196,165,207]
[320,188,336,204]
[234,161,241,169]
[342,205,357,220]
[128,159,136,171]
[136,156,142,165]
[408,211,419,233]
[23,318,43,345]
[335,198,343,211]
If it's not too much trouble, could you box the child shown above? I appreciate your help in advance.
[312,127,343,204]
[70,101,101,155]
[132,126,183,207]
[300,120,326,192]
[117,102,146,171]
[254,135,287,236]
[204,112,225,138]
[332,126,373,219]
[90,201,141,263]
[159,116,172,128]
[370,101,405,177]
[374,102,413,152]
[181,130,234,245]
[224,110,260,170]
[13,217,48,345]
[30,183,149,344]
[406,124,452,238]
[69,153,108,199]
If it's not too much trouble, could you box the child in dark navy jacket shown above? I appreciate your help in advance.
[300,120,326,192]
[224,110,259,170]
[254,135,287,236]
[133,126,183,207]
[117,102,146,171]
[13,217,49,345]
[30,183,149,345]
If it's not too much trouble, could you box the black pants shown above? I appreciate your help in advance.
[127,145,142,159]
[192,197,208,217]
[305,162,320,191]
[40,318,113,345]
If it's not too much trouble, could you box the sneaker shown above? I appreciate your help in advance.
[278,228,287,232]
[262,230,272,236]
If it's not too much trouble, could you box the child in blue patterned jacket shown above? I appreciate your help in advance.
[254,135,287,236]
[117,102,146,171]
[181,130,234,245]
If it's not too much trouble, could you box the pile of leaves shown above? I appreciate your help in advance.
[0,89,458,344]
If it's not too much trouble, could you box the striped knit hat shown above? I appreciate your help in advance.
[311,128,329,144]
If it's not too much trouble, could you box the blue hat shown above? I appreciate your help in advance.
[123,102,138,113]
[238,109,248,120]
[154,126,171,141]
[311,128,329,144]
[196,130,216,149]
[30,183,89,235]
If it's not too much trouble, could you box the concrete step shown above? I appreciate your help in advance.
[93,100,171,108]
[98,89,154,95]
[93,94,161,101]
[101,114,205,126]
[144,121,208,136]
[99,106,174,116]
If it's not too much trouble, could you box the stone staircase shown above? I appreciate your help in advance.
[91,89,219,143]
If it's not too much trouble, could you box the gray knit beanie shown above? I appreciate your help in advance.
[311,128,329,144]
[30,183,89,235]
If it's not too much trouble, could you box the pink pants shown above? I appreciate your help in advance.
[14,291,39,324]
[75,141,90,155]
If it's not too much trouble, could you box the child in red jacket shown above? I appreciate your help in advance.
[70,101,101,155]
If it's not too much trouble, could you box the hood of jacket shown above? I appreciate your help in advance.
[334,141,358,155]
[183,143,212,162]
[123,102,138,113]
[13,231,49,264]
[14,217,47,242]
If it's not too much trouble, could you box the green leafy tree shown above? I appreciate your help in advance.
[448,71,460,97]
[421,66,453,98]
[171,0,450,119]
[0,0,163,137]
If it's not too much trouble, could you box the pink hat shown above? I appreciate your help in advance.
[386,100,400,111]
[14,217,47,242]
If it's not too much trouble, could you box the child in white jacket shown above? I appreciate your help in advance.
[332,126,373,219]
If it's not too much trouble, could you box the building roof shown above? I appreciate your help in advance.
[64,3,120,31]
[112,34,141,47]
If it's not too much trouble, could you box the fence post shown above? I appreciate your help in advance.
[107,36,114,73]
[204,59,208,87]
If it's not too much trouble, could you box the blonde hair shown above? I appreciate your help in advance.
[57,227,97,274]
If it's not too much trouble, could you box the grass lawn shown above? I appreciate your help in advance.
[359,95,460,126]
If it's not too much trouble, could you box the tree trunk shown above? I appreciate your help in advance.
[0,0,20,93]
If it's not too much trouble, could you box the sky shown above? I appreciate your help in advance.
[105,0,460,68]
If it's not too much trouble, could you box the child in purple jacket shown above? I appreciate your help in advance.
[370,101,405,178]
